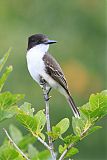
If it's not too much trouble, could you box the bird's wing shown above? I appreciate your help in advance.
[43,53,68,92]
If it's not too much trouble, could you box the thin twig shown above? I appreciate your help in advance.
[32,132,51,151]
[3,128,30,160]
[45,99,56,159]
[59,127,91,160]
[59,143,75,160]
[43,84,56,160]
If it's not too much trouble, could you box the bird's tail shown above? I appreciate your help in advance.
[66,93,80,118]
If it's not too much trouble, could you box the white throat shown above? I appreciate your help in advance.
[27,44,49,62]
[26,44,49,83]
[32,44,49,54]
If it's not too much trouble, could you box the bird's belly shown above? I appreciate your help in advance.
[28,65,40,83]
[27,54,45,84]
[42,72,59,88]
[41,72,68,97]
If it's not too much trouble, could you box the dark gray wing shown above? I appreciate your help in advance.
[43,53,68,92]
[43,53,80,118]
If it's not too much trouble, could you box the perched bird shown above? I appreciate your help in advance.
[26,34,80,118]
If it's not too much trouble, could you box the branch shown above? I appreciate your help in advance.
[59,143,75,160]
[32,132,51,151]
[43,85,56,160]
[3,128,30,160]
[59,127,90,160]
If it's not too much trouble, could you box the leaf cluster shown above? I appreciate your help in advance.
[0,51,107,160]
[13,90,107,159]
[0,50,24,122]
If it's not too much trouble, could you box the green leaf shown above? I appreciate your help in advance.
[20,102,34,117]
[34,110,46,134]
[59,144,67,154]
[47,118,70,141]
[17,103,37,133]
[0,66,13,92]
[55,118,70,135]
[28,144,38,159]
[80,103,90,118]
[63,134,80,144]
[73,91,107,138]
[17,109,46,138]
[59,136,79,158]
[87,126,102,136]
[101,90,107,96]
[0,145,17,160]
[0,48,11,72]
[59,145,79,158]
[0,142,24,160]
[18,135,35,151]
[72,113,91,136]
[89,93,107,119]
[32,150,50,160]
[0,92,24,122]
[0,106,18,122]
[9,125,23,145]
[90,93,104,110]
[47,127,60,141]
[0,92,24,109]
[80,92,107,123]
[17,113,37,132]
[65,147,79,158]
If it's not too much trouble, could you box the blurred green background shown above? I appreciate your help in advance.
[0,0,106,160]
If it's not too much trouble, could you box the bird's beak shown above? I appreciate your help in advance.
[44,40,57,44]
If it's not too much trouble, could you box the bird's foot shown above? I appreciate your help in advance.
[43,93,51,101]
[47,87,52,95]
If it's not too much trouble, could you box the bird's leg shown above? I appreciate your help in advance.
[47,87,52,96]
[43,85,51,101]
[44,93,49,101]
[40,76,51,101]
[44,87,52,101]
[39,77,46,87]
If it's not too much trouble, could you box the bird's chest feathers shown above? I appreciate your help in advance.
[26,46,46,81]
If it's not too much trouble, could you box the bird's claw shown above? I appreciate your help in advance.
[43,94,51,101]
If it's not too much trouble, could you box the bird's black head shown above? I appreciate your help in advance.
[27,34,57,50]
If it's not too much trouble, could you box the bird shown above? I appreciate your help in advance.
[26,33,80,118]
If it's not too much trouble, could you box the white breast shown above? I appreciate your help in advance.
[26,44,49,84]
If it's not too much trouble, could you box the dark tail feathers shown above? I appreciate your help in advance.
[67,94,80,118]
